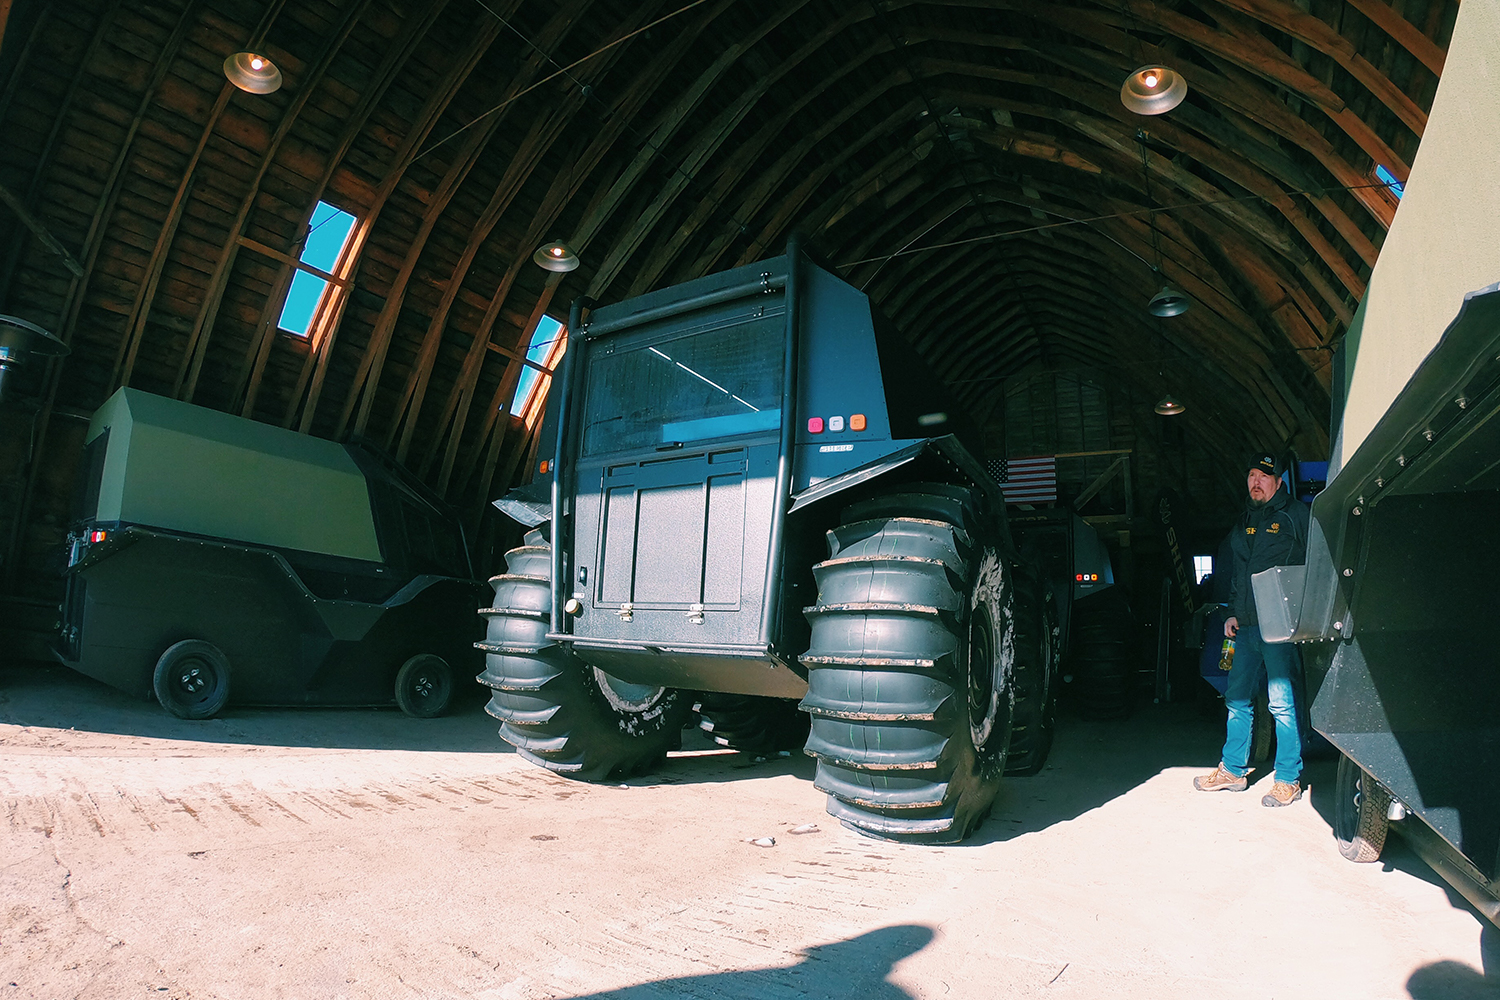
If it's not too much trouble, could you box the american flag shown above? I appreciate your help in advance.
[989,455,1057,504]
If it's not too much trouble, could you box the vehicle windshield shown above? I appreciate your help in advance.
[581,317,783,456]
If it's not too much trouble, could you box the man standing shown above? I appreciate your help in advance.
[1195,453,1311,806]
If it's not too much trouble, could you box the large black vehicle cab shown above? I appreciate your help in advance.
[480,240,1059,842]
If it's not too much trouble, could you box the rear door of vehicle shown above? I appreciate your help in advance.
[568,302,785,649]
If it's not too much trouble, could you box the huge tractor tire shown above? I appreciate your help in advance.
[799,483,1016,844]
[1065,588,1136,721]
[696,694,810,754]
[477,528,690,780]
[1005,566,1060,777]
[1334,753,1391,863]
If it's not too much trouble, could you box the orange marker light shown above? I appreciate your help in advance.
[539,460,550,474]
[90,529,108,543]
[850,413,867,431]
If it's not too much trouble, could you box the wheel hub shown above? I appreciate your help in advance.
[177,664,208,694]
[593,667,665,713]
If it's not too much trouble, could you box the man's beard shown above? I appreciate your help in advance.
[1248,494,1269,508]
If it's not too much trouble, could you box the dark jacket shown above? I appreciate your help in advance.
[1228,485,1311,625]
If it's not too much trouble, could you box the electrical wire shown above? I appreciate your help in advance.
[417,0,717,161]
[836,179,1403,269]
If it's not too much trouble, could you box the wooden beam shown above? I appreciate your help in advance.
[232,0,453,422]
[1204,0,1428,136]
[176,0,369,403]
[114,0,289,390]
[297,9,510,434]
[0,180,84,276]
[1345,0,1445,75]
[389,0,660,465]
[236,236,352,288]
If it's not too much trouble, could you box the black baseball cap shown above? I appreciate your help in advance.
[1247,452,1278,477]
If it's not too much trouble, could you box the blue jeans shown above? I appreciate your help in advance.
[1221,624,1303,783]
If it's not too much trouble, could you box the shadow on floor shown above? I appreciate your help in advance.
[554,925,932,999]
[966,701,1224,846]
[1406,924,1500,999]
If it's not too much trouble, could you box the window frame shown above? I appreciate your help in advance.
[275,201,360,340]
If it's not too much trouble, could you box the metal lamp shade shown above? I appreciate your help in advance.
[1120,65,1187,115]
[1154,395,1186,415]
[223,52,283,94]
[1148,284,1191,317]
[0,314,68,403]
[533,241,580,272]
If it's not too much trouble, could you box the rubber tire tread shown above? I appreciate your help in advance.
[696,694,810,753]
[1006,565,1059,777]
[1335,753,1391,863]
[478,528,688,781]
[1065,589,1135,721]
[799,483,1014,844]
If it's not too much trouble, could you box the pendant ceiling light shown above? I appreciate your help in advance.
[0,314,69,404]
[1121,65,1187,115]
[223,51,283,94]
[1154,395,1186,416]
[1148,284,1191,317]
[1135,131,1191,318]
[533,241,580,272]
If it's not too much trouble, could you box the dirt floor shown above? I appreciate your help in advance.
[2,663,1496,1000]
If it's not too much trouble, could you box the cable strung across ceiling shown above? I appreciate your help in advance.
[0,0,1450,508]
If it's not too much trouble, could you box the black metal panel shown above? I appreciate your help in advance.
[1307,285,1500,890]
[57,529,485,708]
[570,642,807,699]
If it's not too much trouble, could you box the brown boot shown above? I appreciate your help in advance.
[1194,764,1248,792]
[1262,780,1303,807]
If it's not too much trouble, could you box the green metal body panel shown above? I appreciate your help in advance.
[87,388,382,563]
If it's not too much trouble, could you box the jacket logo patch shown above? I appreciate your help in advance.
[1245,526,1256,534]
[1267,522,1281,533]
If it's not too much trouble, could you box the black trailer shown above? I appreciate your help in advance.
[480,239,1058,842]
[57,388,486,719]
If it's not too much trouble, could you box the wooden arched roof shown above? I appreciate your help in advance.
[0,0,1454,521]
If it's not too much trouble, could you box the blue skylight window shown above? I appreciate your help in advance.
[1374,164,1404,200]
[277,201,358,337]
[512,315,566,422]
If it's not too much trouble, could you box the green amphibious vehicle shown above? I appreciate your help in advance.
[57,388,485,720]
[480,239,1058,843]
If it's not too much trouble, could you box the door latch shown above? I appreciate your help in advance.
[687,603,705,625]
[617,602,634,622]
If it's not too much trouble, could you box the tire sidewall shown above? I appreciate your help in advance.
[967,547,1015,773]
[579,663,684,739]
[153,640,231,720]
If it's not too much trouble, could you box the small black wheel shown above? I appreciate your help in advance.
[153,640,231,720]
[1335,752,1391,862]
[395,654,454,718]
